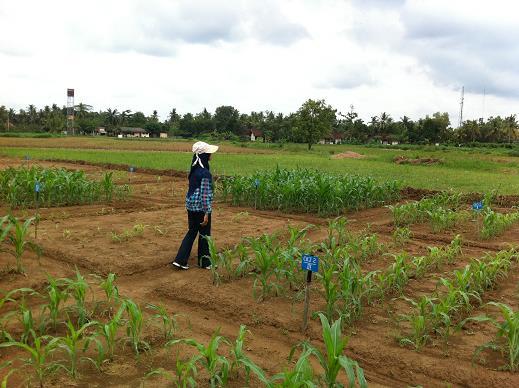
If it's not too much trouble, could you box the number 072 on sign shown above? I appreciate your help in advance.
[301,254,319,272]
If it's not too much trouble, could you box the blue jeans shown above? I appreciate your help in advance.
[175,211,211,267]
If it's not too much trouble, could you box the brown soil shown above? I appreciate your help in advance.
[1,157,519,387]
[394,156,442,165]
[331,151,365,159]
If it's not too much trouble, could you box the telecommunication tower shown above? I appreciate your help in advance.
[458,86,464,128]
[67,88,75,135]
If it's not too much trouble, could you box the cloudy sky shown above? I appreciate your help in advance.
[1,0,518,123]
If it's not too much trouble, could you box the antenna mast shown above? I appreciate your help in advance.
[482,88,486,121]
[458,86,464,128]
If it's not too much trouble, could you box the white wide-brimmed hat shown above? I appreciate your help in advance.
[192,141,218,168]
[192,141,219,155]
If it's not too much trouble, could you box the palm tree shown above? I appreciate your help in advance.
[505,114,518,143]
[74,103,93,119]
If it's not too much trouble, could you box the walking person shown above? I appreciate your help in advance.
[172,141,218,270]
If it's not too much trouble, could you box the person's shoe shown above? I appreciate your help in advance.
[171,261,189,270]
[198,264,212,270]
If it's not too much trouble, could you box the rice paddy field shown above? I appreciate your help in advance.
[1,137,519,387]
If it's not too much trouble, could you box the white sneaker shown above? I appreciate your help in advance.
[172,262,189,270]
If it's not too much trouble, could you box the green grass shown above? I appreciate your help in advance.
[1,142,519,193]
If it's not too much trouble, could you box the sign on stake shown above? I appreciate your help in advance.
[301,254,319,332]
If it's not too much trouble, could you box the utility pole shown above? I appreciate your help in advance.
[458,86,464,128]
[6,111,9,131]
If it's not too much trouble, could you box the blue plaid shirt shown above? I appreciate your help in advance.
[186,177,213,213]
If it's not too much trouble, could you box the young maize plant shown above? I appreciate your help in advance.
[294,314,367,388]
[399,296,436,350]
[42,275,69,330]
[325,217,349,249]
[0,288,36,339]
[0,335,63,388]
[392,226,412,247]
[465,302,519,371]
[205,236,237,285]
[146,353,199,388]
[480,208,519,239]
[5,216,37,274]
[271,348,316,387]
[57,320,99,379]
[99,303,125,361]
[337,258,378,323]
[167,329,231,388]
[316,260,340,322]
[377,253,411,296]
[248,234,285,301]
[230,325,269,385]
[123,298,150,356]
[63,269,90,326]
[146,303,178,341]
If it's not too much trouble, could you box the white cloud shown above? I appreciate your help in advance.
[0,0,518,123]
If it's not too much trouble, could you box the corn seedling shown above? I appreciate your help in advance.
[167,329,231,388]
[99,303,125,360]
[0,335,63,388]
[42,275,69,330]
[6,216,37,274]
[392,226,412,247]
[248,235,284,301]
[146,354,199,388]
[230,325,269,385]
[146,303,178,341]
[465,302,519,371]
[272,347,315,387]
[63,269,90,326]
[316,261,339,322]
[57,320,98,378]
[399,296,436,350]
[295,314,367,388]
[123,298,149,355]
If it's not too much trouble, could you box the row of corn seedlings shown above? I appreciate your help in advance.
[146,313,366,388]
[480,208,519,239]
[0,215,41,274]
[0,271,178,386]
[0,167,130,208]
[317,236,463,324]
[218,167,401,216]
[388,191,463,227]
[399,248,518,350]
[110,223,147,243]
[0,269,367,387]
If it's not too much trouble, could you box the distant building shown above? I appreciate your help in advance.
[95,127,107,136]
[119,127,149,138]
[248,128,264,142]
[160,132,168,138]
[319,132,344,145]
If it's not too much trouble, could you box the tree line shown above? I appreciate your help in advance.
[0,100,517,149]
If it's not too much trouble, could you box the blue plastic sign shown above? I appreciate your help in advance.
[254,178,260,189]
[301,254,319,272]
[472,201,483,211]
[35,182,41,193]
